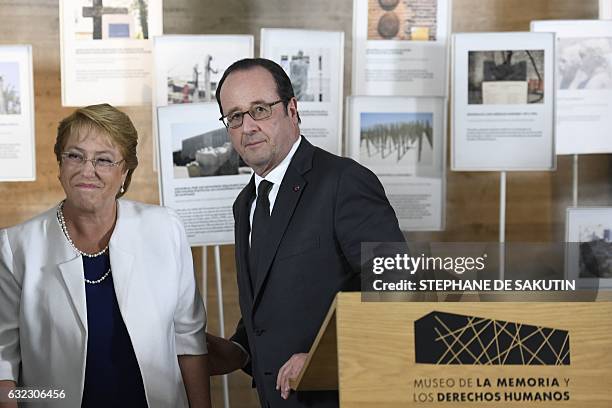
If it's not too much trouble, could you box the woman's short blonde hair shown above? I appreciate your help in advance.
[54,104,138,198]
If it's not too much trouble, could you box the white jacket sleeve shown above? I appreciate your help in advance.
[169,210,208,355]
[0,229,21,381]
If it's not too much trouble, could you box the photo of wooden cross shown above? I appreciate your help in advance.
[82,0,128,39]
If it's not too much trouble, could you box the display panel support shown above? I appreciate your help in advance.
[499,171,506,279]
[572,154,579,207]
[198,245,230,408]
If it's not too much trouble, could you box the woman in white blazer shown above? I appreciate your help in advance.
[0,104,211,408]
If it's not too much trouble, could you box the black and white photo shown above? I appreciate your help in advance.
[566,208,612,289]
[558,37,612,90]
[360,112,434,166]
[171,123,244,179]
[468,50,545,105]
[0,62,21,115]
[74,0,149,40]
[155,37,253,108]
[279,49,331,102]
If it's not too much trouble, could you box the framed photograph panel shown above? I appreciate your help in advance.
[261,28,344,155]
[157,103,251,246]
[152,35,253,170]
[59,0,162,106]
[347,96,446,231]
[451,32,556,171]
[0,45,35,181]
[532,20,612,155]
[566,207,612,289]
[601,0,612,19]
[352,0,452,96]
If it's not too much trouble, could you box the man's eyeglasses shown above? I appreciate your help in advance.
[61,151,125,170]
[220,100,283,129]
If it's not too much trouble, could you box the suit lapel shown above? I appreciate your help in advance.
[252,138,314,307]
[236,176,255,303]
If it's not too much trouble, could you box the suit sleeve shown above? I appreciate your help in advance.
[334,162,406,275]
[230,193,254,377]
[0,229,21,381]
[169,210,208,355]
[230,197,249,356]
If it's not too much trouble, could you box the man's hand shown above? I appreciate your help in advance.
[276,353,308,400]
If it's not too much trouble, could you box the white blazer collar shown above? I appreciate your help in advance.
[53,200,137,331]
[58,257,87,331]
[108,200,136,329]
[42,203,88,331]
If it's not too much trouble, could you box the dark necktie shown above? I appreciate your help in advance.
[249,180,274,290]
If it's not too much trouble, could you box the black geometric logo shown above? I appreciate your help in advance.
[414,311,570,365]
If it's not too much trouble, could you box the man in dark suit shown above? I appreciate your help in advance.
[206,58,405,407]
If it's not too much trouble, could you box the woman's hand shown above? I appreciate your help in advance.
[0,380,17,408]
[205,332,249,375]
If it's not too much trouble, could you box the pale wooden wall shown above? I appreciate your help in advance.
[0,0,608,406]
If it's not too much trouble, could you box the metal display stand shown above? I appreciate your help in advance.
[199,245,230,408]
[572,154,579,207]
[499,171,506,279]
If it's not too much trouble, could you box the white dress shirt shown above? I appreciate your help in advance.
[249,136,302,242]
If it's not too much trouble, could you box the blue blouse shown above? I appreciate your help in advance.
[81,254,148,408]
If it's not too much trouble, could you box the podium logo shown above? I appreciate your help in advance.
[414,311,570,365]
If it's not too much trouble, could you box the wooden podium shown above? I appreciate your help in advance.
[291,292,612,407]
